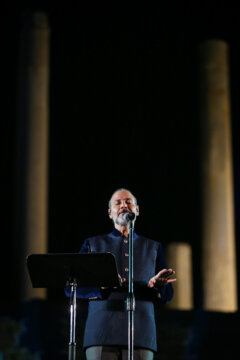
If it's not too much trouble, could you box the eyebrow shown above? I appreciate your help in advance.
[113,198,133,203]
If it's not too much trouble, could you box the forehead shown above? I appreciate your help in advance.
[111,191,135,203]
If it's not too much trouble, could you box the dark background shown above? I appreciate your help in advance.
[1,0,240,358]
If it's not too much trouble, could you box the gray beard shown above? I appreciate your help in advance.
[115,215,128,226]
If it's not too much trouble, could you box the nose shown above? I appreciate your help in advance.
[120,201,128,208]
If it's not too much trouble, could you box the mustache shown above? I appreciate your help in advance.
[118,209,129,216]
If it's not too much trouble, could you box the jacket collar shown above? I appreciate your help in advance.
[110,227,137,239]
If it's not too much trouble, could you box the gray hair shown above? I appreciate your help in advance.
[108,188,138,209]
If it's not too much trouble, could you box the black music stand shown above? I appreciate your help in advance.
[27,253,121,360]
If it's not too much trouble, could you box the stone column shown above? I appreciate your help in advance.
[198,40,237,312]
[166,243,193,310]
[15,12,50,301]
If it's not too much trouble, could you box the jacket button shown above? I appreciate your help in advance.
[125,253,129,257]
[125,267,129,272]
[124,239,128,243]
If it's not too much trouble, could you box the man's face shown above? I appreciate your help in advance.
[108,190,139,226]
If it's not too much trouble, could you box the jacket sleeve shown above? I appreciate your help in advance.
[64,239,102,299]
[154,242,174,304]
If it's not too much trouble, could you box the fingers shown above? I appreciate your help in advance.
[157,268,175,280]
[148,268,176,288]
[159,268,174,278]
[118,274,127,283]
[167,278,177,283]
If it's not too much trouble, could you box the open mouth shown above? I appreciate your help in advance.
[118,210,129,216]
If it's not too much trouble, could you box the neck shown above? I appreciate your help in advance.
[114,224,129,237]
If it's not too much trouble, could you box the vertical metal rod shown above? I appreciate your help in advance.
[68,280,77,360]
[127,220,135,360]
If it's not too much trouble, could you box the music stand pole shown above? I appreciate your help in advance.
[127,217,135,360]
[68,279,77,360]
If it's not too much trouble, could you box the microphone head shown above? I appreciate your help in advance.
[123,212,136,222]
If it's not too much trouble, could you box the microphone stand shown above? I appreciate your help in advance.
[68,279,77,360]
[126,215,135,360]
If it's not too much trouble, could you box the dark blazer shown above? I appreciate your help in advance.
[68,229,173,352]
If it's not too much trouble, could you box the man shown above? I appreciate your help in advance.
[70,188,176,360]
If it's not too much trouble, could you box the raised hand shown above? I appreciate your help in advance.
[148,268,176,288]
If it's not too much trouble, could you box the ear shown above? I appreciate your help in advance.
[136,205,140,217]
[108,208,112,219]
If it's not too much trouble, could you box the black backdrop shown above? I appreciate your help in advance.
[2,0,240,307]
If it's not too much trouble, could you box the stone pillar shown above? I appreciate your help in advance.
[166,243,193,310]
[15,12,50,301]
[198,40,237,312]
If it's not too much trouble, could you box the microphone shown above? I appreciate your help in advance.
[123,212,136,222]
